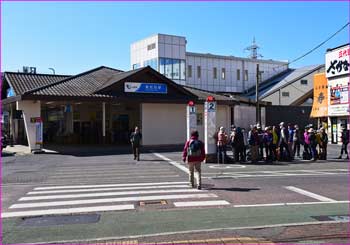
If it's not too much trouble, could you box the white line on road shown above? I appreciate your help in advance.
[10,193,218,209]
[284,186,336,202]
[2,204,135,218]
[27,185,189,195]
[153,153,189,174]
[174,200,230,207]
[233,200,349,207]
[34,181,188,190]
[48,175,180,180]
[20,189,205,201]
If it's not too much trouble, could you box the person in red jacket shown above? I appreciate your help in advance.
[183,130,206,189]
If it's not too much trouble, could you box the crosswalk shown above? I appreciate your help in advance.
[2,181,230,218]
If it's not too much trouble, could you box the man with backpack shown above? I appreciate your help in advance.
[130,126,142,161]
[183,130,206,189]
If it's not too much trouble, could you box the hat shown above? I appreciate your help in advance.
[256,123,261,129]
[308,128,314,133]
[279,122,285,126]
[265,127,269,131]
[219,127,224,131]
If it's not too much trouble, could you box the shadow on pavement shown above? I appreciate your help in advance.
[208,187,260,192]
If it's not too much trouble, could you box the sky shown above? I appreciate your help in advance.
[1,1,349,75]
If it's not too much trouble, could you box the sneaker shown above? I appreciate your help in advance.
[197,186,201,190]
[346,156,349,160]
[338,156,342,159]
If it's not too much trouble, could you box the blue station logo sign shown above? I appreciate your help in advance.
[124,82,167,94]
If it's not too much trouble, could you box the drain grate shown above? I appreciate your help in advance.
[139,200,167,206]
[20,214,100,226]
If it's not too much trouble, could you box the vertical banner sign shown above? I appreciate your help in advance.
[35,118,43,147]
[186,101,197,140]
[204,96,217,158]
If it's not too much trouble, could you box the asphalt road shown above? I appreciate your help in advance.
[1,144,349,244]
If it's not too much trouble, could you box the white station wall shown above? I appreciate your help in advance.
[141,103,231,146]
[141,103,187,145]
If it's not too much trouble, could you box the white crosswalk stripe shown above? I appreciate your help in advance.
[2,181,230,218]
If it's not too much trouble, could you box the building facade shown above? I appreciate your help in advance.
[2,66,265,152]
[130,34,289,93]
[325,44,350,144]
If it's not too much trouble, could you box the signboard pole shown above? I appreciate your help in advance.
[186,101,197,140]
[33,117,43,153]
[204,96,217,163]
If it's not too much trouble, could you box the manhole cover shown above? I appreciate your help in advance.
[311,215,349,222]
[139,200,167,206]
[20,214,100,226]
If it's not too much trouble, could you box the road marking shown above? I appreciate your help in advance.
[284,186,336,202]
[209,165,246,169]
[10,193,218,209]
[51,171,175,177]
[27,185,189,195]
[153,153,190,174]
[1,204,135,218]
[233,200,349,207]
[20,189,205,201]
[174,200,230,207]
[34,181,188,190]
[48,175,180,179]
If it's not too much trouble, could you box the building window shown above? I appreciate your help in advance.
[159,58,165,74]
[197,66,201,79]
[282,92,290,97]
[147,43,156,51]
[213,67,217,79]
[188,65,192,78]
[143,58,158,70]
[221,68,226,80]
[244,70,248,81]
[301,79,308,85]
[172,59,180,80]
[237,69,240,80]
[165,58,173,79]
[180,60,186,80]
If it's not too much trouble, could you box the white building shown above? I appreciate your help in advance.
[131,33,289,93]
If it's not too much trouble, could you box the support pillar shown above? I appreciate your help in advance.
[102,102,106,143]
[16,100,41,152]
[204,96,217,163]
[186,101,197,140]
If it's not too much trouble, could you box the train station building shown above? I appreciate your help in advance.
[2,66,266,152]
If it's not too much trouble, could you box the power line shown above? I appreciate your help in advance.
[288,21,350,66]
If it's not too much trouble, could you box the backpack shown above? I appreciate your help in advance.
[188,139,202,157]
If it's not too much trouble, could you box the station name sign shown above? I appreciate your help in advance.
[124,82,167,94]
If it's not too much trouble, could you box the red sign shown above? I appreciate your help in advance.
[206,96,215,102]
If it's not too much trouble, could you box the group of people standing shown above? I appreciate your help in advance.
[215,122,349,164]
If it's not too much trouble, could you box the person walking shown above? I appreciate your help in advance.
[338,127,349,159]
[293,124,302,158]
[130,126,142,161]
[241,128,248,162]
[308,128,318,161]
[182,130,205,189]
[217,127,228,164]
[229,125,236,162]
[233,127,244,162]
[248,126,259,163]
[263,127,273,162]
[271,126,279,161]
[288,124,294,160]
[319,127,328,160]
[279,122,291,160]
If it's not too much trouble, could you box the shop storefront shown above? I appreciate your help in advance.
[325,44,350,144]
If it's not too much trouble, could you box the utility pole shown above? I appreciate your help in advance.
[256,64,260,125]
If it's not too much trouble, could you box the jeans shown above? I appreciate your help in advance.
[132,143,140,160]
[293,140,301,156]
[217,145,227,164]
